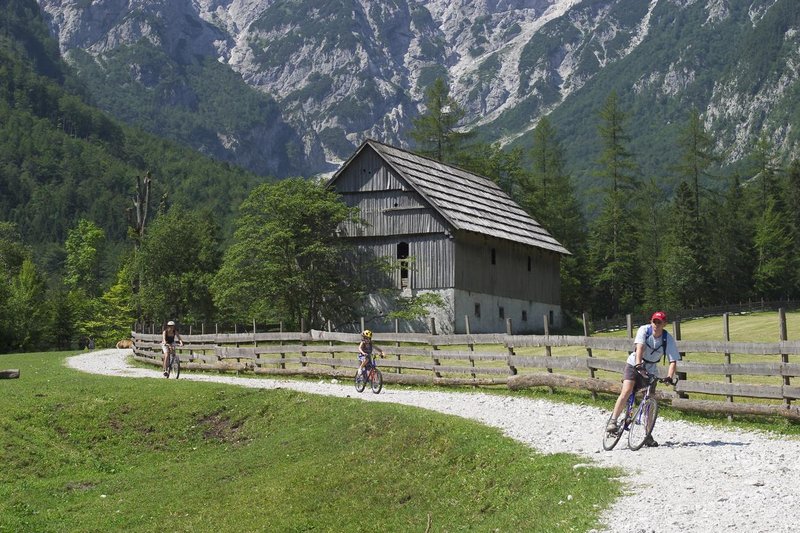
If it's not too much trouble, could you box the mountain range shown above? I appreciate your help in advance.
[35,0,800,186]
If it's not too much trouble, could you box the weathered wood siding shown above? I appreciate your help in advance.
[351,237,455,289]
[335,148,449,238]
[454,232,560,304]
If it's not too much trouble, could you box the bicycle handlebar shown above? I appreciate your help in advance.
[634,365,678,386]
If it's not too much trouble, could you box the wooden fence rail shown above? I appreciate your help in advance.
[131,313,800,421]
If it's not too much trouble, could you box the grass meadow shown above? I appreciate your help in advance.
[0,350,619,532]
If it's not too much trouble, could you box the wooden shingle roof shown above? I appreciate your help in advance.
[331,139,570,255]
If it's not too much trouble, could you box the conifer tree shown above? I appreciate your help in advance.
[705,176,754,303]
[588,93,639,316]
[409,77,473,164]
[659,181,706,309]
[753,197,794,299]
[523,117,588,313]
[675,108,716,220]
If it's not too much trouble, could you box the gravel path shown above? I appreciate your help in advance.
[68,349,800,533]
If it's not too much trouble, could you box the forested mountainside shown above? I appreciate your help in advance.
[35,0,800,188]
[0,0,265,278]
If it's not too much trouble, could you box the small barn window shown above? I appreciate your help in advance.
[474,303,481,318]
[398,242,409,288]
[499,306,505,319]
[527,256,531,272]
[522,310,528,322]
[549,310,554,326]
[491,248,496,265]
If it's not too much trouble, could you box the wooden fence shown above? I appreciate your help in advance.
[131,311,800,421]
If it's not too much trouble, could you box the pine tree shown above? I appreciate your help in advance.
[674,108,716,221]
[409,77,473,164]
[659,181,706,309]
[589,93,640,316]
[753,197,794,299]
[523,117,588,313]
[705,176,754,304]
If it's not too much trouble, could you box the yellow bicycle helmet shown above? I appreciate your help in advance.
[362,329,372,339]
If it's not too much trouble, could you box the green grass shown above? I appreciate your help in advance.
[0,351,620,532]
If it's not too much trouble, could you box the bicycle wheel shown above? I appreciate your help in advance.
[628,398,658,451]
[370,368,383,394]
[354,370,366,393]
[170,352,180,379]
[602,414,623,451]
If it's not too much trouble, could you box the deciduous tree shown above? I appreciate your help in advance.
[212,178,359,330]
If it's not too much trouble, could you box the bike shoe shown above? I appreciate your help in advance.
[606,420,618,433]
[643,436,659,447]
[163,371,169,377]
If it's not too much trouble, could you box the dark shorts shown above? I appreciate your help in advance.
[622,363,648,390]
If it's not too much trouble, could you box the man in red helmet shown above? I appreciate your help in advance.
[605,311,681,447]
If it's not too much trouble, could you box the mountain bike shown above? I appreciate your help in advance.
[603,371,676,451]
[163,343,181,379]
[355,355,383,394]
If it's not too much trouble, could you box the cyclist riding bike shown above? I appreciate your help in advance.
[161,320,184,378]
[357,329,383,379]
[606,311,680,447]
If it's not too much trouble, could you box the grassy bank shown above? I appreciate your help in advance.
[0,351,619,532]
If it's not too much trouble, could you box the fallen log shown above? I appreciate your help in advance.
[1,369,20,379]
[507,372,679,402]
[670,398,800,421]
[508,373,621,394]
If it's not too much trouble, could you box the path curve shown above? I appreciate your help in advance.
[67,350,800,533]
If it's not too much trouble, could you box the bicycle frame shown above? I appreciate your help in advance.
[355,355,383,394]
[603,371,662,451]
[622,374,657,428]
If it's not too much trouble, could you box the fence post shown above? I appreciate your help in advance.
[543,314,552,374]
[465,315,476,379]
[300,318,307,367]
[674,318,687,399]
[252,319,259,371]
[506,318,517,375]
[626,314,633,338]
[328,320,335,370]
[430,317,441,378]
[279,321,285,369]
[723,312,733,421]
[780,308,791,408]
[395,318,401,374]
[583,312,597,400]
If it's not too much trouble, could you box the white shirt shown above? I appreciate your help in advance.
[626,324,681,375]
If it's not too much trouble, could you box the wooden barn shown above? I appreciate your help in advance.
[327,139,570,334]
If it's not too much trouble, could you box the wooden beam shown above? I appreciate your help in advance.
[1,369,20,379]
[670,398,800,421]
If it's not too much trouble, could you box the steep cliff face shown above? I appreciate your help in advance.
[36,0,800,179]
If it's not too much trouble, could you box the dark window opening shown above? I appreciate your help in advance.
[491,248,496,265]
[549,310,554,326]
[522,310,528,322]
[499,306,505,320]
[474,303,481,318]
[398,242,409,288]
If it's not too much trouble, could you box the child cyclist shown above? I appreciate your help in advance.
[357,329,383,379]
[161,320,184,377]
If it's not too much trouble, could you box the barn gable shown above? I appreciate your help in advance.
[329,139,570,255]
